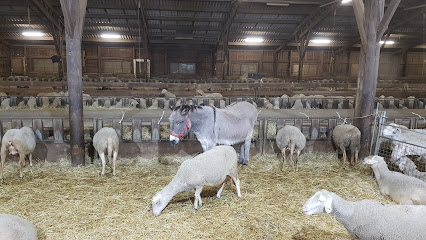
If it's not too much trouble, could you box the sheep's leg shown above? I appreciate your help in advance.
[112,150,118,176]
[230,176,242,198]
[29,154,33,167]
[19,154,25,178]
[340,144,346,164]
[281,149,286,171]
[290,145,295,172]
[193,186,203,212]
[99,152,106,176]
[1,152,5,181]
[295,149,301,172]
[216,182,226,199]
[354,149,359,166]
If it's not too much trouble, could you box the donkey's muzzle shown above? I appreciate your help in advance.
[170,135,180,145]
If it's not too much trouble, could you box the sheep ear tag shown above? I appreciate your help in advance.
[323,196,332,213]
[152,194,162,203]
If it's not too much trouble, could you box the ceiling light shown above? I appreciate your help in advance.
[266,3,290,7]
[380,40,395,45]
[342,0,352,3]
[100,34,120,39]
[311,39,331,44]
[245,37,263,43]
[22,31,44,37]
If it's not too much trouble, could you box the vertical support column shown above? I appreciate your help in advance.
[132,119,142,142]
[53,119,64,142]
[60,0,88,166]
[32,119,43,141]
[273,52,278,77]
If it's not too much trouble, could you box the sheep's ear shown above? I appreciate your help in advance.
[324,195,333,213]
[152,194,162,203]
[7,141,12,146]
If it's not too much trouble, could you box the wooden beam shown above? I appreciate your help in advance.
[377,0,401,39]
[393,42,422,55]
[30,0,63,30]
[60,0,87,166]
[352,0,367,46]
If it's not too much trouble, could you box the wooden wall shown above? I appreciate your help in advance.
[0,43,424,82]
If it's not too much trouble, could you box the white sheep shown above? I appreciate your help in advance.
[0,214,37,240]
[195,89,223,98]
[152,145,241,216]
[27,97,36,109]
[93,127,119,176]
[303,189,426,240]
[1,98,10,109]
[381,123,426,164]
[332,124,360,166]
[397,156,426,182]
[364,155,426,204]
[161,89,176,98]
[1,127,36,180]
[275,125,306,171]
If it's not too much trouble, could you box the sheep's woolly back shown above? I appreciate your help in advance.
[93,127,119,155]
[276,125,306,150]
[0,214,37,240]
[1,127,36,155]
[171,145,238,190]
[332,124,360,148]
[324,190,426,240]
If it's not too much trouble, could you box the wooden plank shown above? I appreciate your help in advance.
[377,0,401,39]
[295,119,302,131]
[53,118,64,142]
[12,119,22,129]
[328,119,336,140]
[151,119,160,141]
[311,119,320,141]
[32,119,43,140]
[276,119,286,132]
[409,117,417,129]
[0,120,3,142]
[113,119,122,141]
[132,119,142,142]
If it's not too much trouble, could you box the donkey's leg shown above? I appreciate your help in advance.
[242,137,252,165]
[238,143,245,165]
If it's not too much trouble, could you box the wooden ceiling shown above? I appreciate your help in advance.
[0,0,425,52]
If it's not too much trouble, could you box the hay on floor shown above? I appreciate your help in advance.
[0,152,393,240]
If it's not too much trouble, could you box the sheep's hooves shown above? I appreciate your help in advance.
[192,208,198,213]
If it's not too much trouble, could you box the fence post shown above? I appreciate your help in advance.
[53,119,64,142]
[311,119,319,141]
[32,119,43,140]
[151,119,160,142]
[132,119,142,142]
[113,119,122,141]
[327,119,336,141]
[12,119,22,129]
[374,111,386,156]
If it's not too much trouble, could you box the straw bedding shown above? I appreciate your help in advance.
[0,152,393,240]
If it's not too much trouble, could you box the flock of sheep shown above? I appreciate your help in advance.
[0,100,425,239]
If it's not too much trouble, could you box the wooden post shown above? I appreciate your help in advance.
[273,52,278,77]
[352,0,400,158]
[60,0,87,166]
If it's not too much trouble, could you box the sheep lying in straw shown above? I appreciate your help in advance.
[152,145,241,216]
[161,89,176,98]
[0,214,37,240]
[93,127,119,176]
[1,126,36,180]
[275,125,306,171]
[397,157,426,182]
[195,89,223,98]
[332,124,360,166]
[364,155,426,204]
[303,189,426,240]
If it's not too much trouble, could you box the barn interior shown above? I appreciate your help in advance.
[0,0,425,239]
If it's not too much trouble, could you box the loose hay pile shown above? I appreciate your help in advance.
[0,152,393,240]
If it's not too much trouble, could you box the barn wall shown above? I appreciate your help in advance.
[0,43,424,81]
[0,44,11,77]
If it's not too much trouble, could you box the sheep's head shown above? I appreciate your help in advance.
[161,89,168,95]
[303,190,333,216]
[381,123,406,138]
[195,89,204,96]
[363,155,384,166]
[7,141,18,155]
[151,193,169,216]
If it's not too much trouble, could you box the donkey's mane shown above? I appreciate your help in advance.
[173,104,203,114]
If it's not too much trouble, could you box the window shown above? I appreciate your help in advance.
[170,63,196,74]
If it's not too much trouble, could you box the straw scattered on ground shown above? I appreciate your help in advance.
[0,152,394,240]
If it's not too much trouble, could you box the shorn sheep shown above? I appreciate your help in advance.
[195,89,223,98]
[275,125,306,171]
[1,127,36,180]
[332,124,360,166]
[0,214,37,240]
[93,127,119,176]
[303,189,426,240]
[364,155,426,204]
[152,145,241,216]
